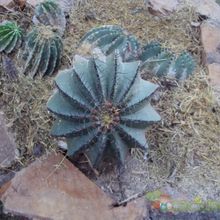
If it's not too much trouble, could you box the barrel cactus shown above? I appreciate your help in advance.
[33,0,66,36]
[21,25,63,78]
[47,52,161,168]
[0,21,22,54]
[140,42,195,80]
[79,25,141,62]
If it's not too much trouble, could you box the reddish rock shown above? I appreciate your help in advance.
[201,21,220,92]
[188,0,220,21]
[0,112,16,168]
[147,0,181,16]
[1,153,148,220]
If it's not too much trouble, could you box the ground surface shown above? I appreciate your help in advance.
[0,0,220,204]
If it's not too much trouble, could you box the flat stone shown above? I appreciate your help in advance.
[147,0,181,16]
[0,112,16,168]
[188,0,220,22]
[200,20,220,103]
[1,153,148,220]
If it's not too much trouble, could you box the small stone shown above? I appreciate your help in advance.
[0,112,16,168]
[147,0,181,16]
[1,153,148,220]
[32,143,45,158]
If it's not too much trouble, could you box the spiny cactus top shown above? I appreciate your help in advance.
[79,25,140,62]
[0,21,22,54]
[47,52,161,168]
[33,0,66,36]
[140,42,196,80]
[21,25,63,78]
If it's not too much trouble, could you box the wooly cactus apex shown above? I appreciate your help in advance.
[79,25,140,62]
[21,25,63,78]
[33,0,66,36]
[140,42,196,80]
[47,52,161,168]
[0,21,22,54]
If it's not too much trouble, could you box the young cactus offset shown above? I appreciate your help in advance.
[33,0,66,36]
[47,52,161,168]
[140,42,196,80]
[21,25,63,78]
[0,21,22,54]
[79,25,140,62]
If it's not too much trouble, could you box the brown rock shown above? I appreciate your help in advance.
[0,112,16,168]
[201,20,220,57]
[1,153,148,220]
[147,0,181,16]
[201,20,220,103]
[188,0,220,21]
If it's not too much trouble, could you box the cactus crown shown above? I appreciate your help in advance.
[0,21,22,54]
[47,52,160,168]
[79,25,140,62]
[21,25,63,78]
[33,0,66,36]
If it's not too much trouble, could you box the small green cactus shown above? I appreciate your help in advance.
[168,52,196,80]
[21,25,63,78]
[33,0,66,36]
[140,42,195,80]
[0,21,22,54]
[47,52,161,168]
[79,25,140,62]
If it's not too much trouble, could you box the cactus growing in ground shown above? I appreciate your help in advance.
[0,21,22,54]
[140,42,195,80]
[79,25,141,62]
[33,0,66,36]
[21,25,63,78]
[47,52,161,168]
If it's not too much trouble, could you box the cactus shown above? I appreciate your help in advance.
[47,52,161,168]
[0,21,22,54]
[168,52,196,80]
[21,25,63,78]
[140,42,195,80]
[79,25,141,62]
[33,0,66,36]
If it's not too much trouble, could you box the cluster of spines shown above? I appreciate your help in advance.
[21,26,63,78]
[79,25,140,62]
[33,0,66,36]
[0,21,22,54]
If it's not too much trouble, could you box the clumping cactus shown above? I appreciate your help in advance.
[33,0,66,36]
[47,52,161,168]
[168,52,196,80]
[79,25,141,62]
[140,42,195,80]
[0,21,22,54]
[21,25,63,78]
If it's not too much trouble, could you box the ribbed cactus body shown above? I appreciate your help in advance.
[140,42,195,80]
[79,25,140,62]
[0,21,22,54]
[33,0,66,36]
[22,26,63,78]
[47,52,161,168]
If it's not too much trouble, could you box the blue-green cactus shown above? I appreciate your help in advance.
[0,21,22,54]
[21,25,63,78]
[79,25,141,62]
[47,52,161,168]
[33,0,66,36]
[140,42,195,80]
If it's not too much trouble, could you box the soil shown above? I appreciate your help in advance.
[0,0,220,208]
